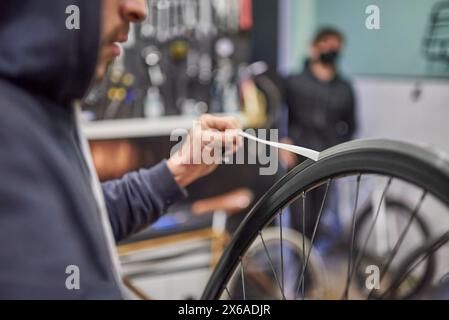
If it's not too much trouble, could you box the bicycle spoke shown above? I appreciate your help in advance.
[301,192,306,298]
[341,174,362,300]
[224,286,232,300]
[295,179,332,299]
[367,190,427,299]
[380,231,449,299]
[348,177,393,288]
[279,211,285,296]
[240,257,246,301]
[259,231,286,300]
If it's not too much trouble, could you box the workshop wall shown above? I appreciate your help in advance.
[290,0,449,78]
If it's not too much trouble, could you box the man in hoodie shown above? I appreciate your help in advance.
[0,0,241,299]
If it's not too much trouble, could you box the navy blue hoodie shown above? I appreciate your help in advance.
[0,0,186,299]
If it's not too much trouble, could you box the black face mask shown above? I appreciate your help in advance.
[319,50,340,65]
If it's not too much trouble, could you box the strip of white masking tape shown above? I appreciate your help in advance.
[238,130,321,162]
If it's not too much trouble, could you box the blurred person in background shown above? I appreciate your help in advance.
[0,0,241,299]
[281,27,356,164]
[280,27,357,250]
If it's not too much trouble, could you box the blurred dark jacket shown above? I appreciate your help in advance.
[0,0,186,299]
[284,61,357,151]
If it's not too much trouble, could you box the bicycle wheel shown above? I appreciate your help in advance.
[381,231,449,300]
[353,198,434,299]
[224,227,328,300]
[201,139,449,300]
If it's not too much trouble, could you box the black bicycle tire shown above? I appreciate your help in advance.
[201,139,449,300]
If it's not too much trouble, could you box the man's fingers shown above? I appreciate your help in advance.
[224,129,244,153]
[185,116,243,166]
[200,114,241,131]
[202,129,242,153]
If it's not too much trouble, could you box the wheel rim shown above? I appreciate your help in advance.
[202,140,449,300]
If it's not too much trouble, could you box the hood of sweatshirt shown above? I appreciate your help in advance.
[0,0,101,105]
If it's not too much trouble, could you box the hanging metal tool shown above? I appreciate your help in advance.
[157,0,171,43]
[141,0,157,39]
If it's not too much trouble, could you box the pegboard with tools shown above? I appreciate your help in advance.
[82,0,263,123]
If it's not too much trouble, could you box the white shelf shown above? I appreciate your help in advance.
[82,113,247,140]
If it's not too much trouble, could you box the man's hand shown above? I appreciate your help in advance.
[167,115,243,188]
